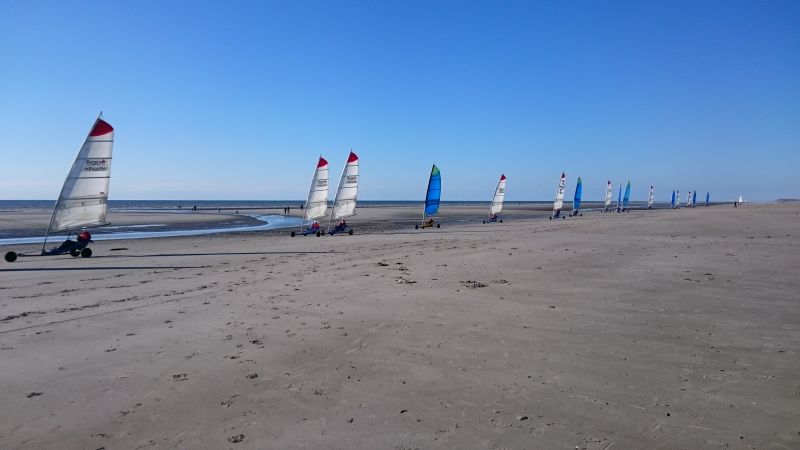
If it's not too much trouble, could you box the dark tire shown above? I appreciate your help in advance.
[316,231,321,237]
[580,213,583,217]
[549,217,552,220]
[70,249,81,257]
[290,231,296,237]
[321,230,326,236]
[499,219,503,223]
[415,224,419,230]
[348,229,353,235]
[81,248,93,258]
[482,220,485,224]
[436,223,440,228]
[4,251,17,263]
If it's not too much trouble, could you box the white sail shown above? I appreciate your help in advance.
[553,172,566,211]
[675,190,680,208]
[490,174,506,215]
[303,156,329,221]
[648,186,655,206]
[738,195,743,204]
[331,151,359,220]
[604,181,613,208]
[686,190,692,206]
[48,117,114,232]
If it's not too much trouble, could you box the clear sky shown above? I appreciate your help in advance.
[1,0,798,201]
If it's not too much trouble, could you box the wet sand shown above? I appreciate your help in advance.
[1,204,798,449]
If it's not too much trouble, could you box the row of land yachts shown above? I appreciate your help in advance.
[3,117,713,262]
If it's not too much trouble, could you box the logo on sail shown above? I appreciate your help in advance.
[83,159,108,172]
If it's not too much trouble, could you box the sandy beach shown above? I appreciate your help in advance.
[1,204,798,449]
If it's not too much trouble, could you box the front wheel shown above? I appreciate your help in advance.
[290,231,296,237]
[4,251,17,263]
[436,223,440,228]
[499,219,503,223]
[70,249,81,257]
[81,248,93,258]
[316,231,321,237]
[348,229,353,235]
[415,224,419,230]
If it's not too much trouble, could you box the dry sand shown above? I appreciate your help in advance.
[1,204,798,449]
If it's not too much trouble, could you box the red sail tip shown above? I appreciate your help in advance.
[90,119,113,136]
[347,151,358,163]
[317,157,328,168]
[500,174,506,181]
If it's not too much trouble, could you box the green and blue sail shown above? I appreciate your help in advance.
[622,181,631,209]
[424,165,441,216]
[573,177,583,211]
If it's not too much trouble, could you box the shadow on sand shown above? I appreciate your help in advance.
[0,266,203,272]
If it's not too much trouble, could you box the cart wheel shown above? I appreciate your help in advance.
[348,229,353,235]
[500,219,503,223]
[70,249,81,257]
[549,216,552,220]
[415,224,419,230]
[436,223,440,228]
[315,231,321,237]
[482,220,485,224]
[81,248,93,258]
[562,216,566,220]
[4,251,17,263]
[291,231,296,237]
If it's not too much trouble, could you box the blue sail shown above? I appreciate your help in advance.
[705,192,710,206]
[424,165,441,216]
[573,177,583,210]
[671,190,676,208]
[622,181,631,208]
[692,191,697,206]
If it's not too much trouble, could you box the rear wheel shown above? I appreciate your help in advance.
[316,231,321,237]
[70,249,81,257]
[290,231,296,237]
[436,223,440,228]
[81,248,93,258]
[500,219,503,223]
[4,251,17,263]
[415,224,419,230]
[348,229,353,235]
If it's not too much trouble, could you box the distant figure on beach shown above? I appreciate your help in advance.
[287,206,290,214]
[300,203,304,210]
[192,205,197,212]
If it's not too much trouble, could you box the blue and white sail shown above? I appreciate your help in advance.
[705,192,710,206]
[692,191,697,208]
[572,177,583,213]
[622,181,631,210]
[671,190,676,208]
[424,164,441,218]
[647,185,655,208]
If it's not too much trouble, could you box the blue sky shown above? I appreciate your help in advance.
[1,0,798,201]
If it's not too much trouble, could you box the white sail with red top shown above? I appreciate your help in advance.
[304,156,329,221]
[490,174,506,215]
[48,117,115,232]
[331,151,359,220]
